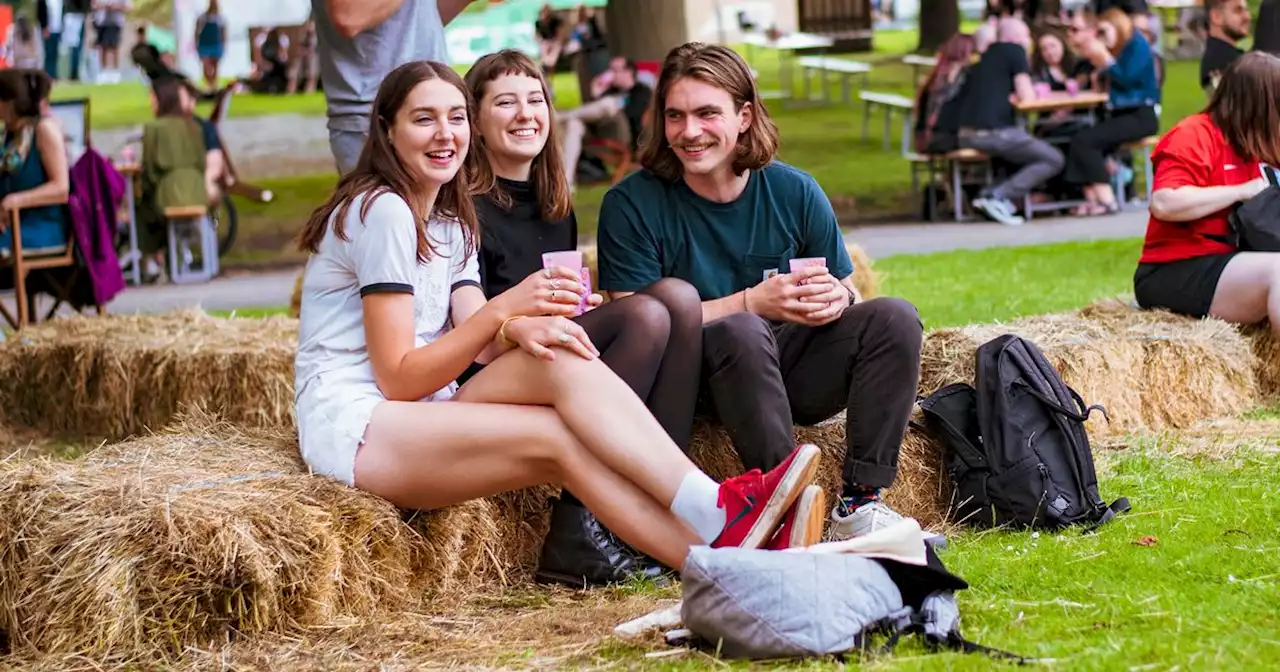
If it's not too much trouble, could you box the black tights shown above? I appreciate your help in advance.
[559,278,703,509]
[573,277,703,450]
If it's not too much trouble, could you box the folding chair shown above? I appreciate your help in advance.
[0,204,103,330]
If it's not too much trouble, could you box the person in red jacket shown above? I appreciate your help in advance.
[1136,51,1279,328]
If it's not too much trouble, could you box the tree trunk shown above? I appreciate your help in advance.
[917,0,960,53]
[604,0,689,62]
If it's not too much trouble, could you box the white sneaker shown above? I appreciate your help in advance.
[829,500,949,549]
[972,197,1025,226]
[829,499,906,540]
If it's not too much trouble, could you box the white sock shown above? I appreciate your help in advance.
[670,471,725,544]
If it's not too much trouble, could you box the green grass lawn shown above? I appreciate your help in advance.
[208,237,1278,669]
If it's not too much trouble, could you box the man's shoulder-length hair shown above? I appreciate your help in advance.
[636,42,781,182]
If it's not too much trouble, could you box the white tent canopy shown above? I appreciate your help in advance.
[172,0,311,80]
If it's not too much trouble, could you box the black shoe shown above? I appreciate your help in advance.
[534,498,672,589]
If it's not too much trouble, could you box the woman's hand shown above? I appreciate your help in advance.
[584,293,604,311]
[1239,176,1270,202]
[0,192,26,213]
[504,315,599,361]
[490,266,586,320]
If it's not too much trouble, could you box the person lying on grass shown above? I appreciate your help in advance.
[461,49,704,588]
[291,60,827,577]
[596,42,938,546]
[1137,51,1280,330]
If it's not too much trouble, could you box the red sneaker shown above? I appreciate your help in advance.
[711,443,822,549]
[764,484,827,550]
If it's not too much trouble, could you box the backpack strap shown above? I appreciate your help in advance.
[1082,497,1132,535]
[1014,379,1107,424]
[928,630,1034,665]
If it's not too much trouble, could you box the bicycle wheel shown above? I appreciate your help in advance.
[210,193,239,258]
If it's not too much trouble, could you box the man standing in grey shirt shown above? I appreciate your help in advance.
[312,0,479,175]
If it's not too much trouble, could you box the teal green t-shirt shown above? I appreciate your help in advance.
[597,161,853,300]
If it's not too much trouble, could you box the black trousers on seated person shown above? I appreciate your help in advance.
[700,297,924,496]
[1064,105,1159,185]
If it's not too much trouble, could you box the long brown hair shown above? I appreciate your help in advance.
[637,42,780,182]
[914,33,975,115]
[464,49,572,221]
[1099,7,1134,55]
[1207,51,1280,165]
[0,68,51,119]
[297,60,480,264]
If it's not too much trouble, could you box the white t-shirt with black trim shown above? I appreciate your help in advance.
[294,190,480,486]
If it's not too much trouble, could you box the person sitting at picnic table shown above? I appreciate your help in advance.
[0,69,69,260]
[912,33,975,155]
[597,43,936,544]
[1136,52,1280,330]
[462,49,704,588]
[1065,8,1160,216]
[292,60,828,580]
[954,17,1064,226]
[135,76,208,281]
[1200,0,1250,96]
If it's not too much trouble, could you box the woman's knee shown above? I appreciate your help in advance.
[644,277,703,320]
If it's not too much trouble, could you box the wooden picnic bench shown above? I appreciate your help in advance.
[858,91,914,153]
[795,55,872,103]
[903,54,938,87]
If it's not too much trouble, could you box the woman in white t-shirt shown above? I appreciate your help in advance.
[292,60,827,573]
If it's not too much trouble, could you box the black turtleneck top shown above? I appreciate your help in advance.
[474,176,579,298]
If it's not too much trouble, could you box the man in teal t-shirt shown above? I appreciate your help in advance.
[598,43,930,542]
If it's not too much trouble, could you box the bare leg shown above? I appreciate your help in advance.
[1209,253,1280,335]
[355,349,707,570]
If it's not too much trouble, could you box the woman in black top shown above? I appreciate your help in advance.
[463,50,703,588]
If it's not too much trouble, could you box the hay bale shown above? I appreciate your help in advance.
[1243,325,1280,400]
[688,411,949,531]
[0,311,297,440]
[845,242,880,300]
[1078,299,1257,429]
[289,269,304,319]
[0,410,538,657]
[920,301,1258,438]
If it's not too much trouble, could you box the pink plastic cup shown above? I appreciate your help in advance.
[1065,79,1080,95]
[541,250,588,316]
[1033,82,1052,99]
[789,257,827,285]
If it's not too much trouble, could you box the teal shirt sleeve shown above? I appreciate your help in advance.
[798,175,854,280]
[597,186,663,293]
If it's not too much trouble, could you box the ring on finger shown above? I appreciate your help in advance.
[551,289,558,302]
[551,279,561,289]
[557,332,571,344]
[542,269,552,279]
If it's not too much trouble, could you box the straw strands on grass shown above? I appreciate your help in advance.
[0,410,544,658]
[688,410,951,533]
[0,311,298,441]
[919,300,1258,438]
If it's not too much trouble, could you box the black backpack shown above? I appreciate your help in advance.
[919,334,1129,532]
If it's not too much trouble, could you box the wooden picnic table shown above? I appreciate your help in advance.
[1014,91,1110,114]
[903,54,938,88]
[742,31,836,102]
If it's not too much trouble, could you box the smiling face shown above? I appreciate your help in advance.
[387,78,471,187]
[477,73,549,173]
[662,76,752,179]
[1037,34,1064,67]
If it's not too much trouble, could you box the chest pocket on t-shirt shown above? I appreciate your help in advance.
[741,246,795,287]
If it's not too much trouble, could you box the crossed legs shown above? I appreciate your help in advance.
[354,345,705,570]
